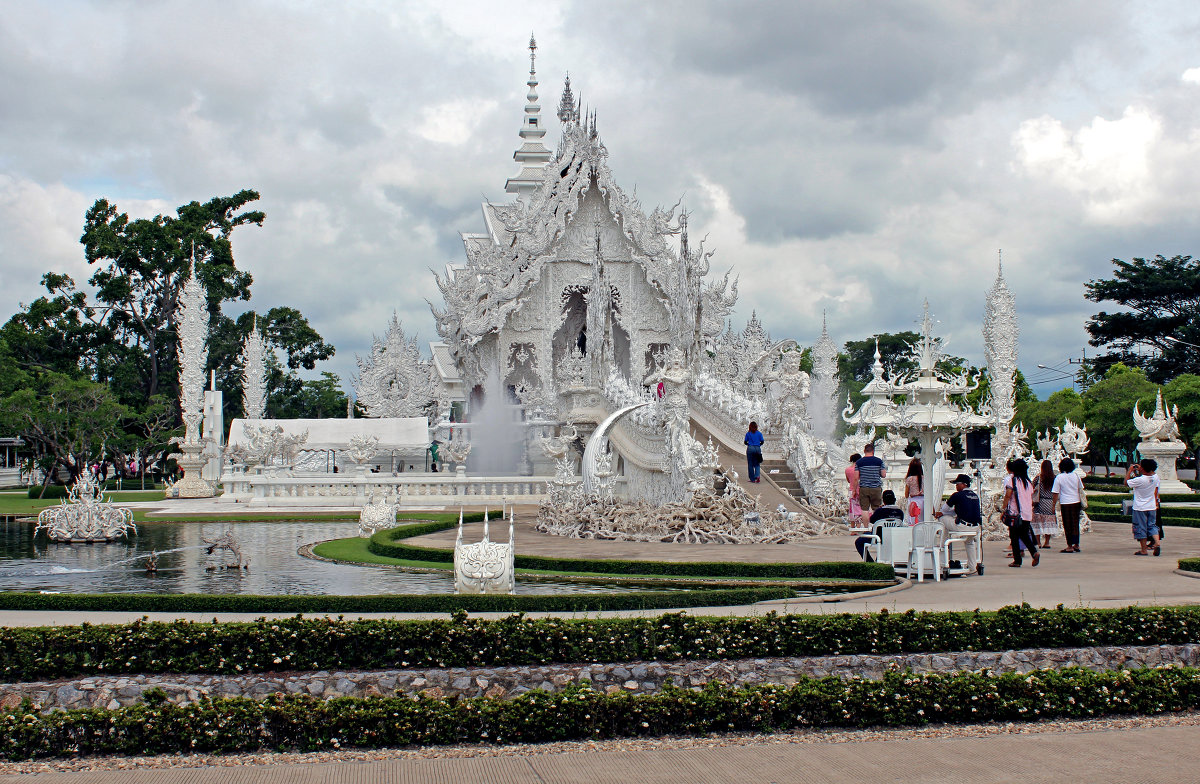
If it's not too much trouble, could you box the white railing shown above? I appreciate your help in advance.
[220,470,549,507]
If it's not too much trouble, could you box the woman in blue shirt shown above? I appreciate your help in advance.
[744,421,765,483]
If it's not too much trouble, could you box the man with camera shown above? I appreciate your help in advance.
[1125,458,1162,557]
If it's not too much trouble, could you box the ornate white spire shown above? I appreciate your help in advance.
[505,34,552,200]
[240,316,267,420]
[177,260,208,445]
[983,254,1019,444]
[557,73,577,124]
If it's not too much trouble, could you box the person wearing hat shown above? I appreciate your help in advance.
[934,473,983,575]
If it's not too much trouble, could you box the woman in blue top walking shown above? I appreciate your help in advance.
[744,421,765,483]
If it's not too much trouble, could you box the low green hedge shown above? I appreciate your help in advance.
[367,520,894,581]
[2,667,1198,760]
[1180,558,1200,573]
[0,586,792,619]
[1,604,1197,682]
[26,485,68,499]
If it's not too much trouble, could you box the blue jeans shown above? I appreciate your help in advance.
[747,449,761,481]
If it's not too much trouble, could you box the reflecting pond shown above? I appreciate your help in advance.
[0,520,656,595]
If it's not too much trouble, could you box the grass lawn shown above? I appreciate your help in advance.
[0,490,165,516]
[310,536,874,585]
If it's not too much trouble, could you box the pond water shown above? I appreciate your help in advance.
[0,520,659,596]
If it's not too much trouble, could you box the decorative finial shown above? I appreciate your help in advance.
[997,248,1004,276]
[557,73,576,124]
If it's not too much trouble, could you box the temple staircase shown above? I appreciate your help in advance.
[688,418,803,513]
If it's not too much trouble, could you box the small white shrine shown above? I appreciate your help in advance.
[1134,390,1193,494]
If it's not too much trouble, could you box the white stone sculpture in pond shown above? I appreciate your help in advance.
[358,490,398,537]
[35,473,136,543]
[454,507,515,594]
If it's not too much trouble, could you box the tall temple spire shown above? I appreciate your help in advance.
[557,73,577,124]
[505,34,552,201]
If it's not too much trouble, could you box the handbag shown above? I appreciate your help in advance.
[1002,481,1023,527]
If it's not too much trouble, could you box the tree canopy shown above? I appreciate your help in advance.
[1,190,342,483]
[1085,255,1200,382]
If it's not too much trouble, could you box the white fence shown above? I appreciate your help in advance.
[220,470,549,508]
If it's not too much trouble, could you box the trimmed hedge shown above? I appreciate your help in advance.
[0,586,792,618]
[0,604,1198,682]
[25,481,160,499]
[367,520,895,581]
[1181,558,1200,573]
[1,667,1198,760]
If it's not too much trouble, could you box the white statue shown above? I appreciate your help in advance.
[1133,389,1193,494]
[354,314,435,419]
[1134,390,1181,442]
[358,490,398,537]
[454,507,515,594]
[35,473,136,543]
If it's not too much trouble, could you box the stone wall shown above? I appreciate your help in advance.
[5,644,1197,713]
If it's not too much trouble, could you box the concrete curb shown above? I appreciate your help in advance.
[1174,568,1200,579]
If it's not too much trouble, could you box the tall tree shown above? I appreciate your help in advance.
[1079,363,1158,466]
[1085,255,1200,382]
[1162,374,1200,451]
[69,190,264,401]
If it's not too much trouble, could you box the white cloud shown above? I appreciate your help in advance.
[415,99,499,146]
[1183,67,1200,84]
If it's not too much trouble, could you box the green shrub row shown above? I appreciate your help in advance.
[2,667,1198,760]
[367,521,895,581]
[1086,511,1200,528]
[0,586,792,624]
[1,604,1197,682]
[1088,503,1200,519]
[25,481,161,499]
[1180,558,1200,573]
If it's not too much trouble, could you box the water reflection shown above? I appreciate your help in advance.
[0,520,650,596]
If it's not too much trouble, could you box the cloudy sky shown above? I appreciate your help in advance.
[3,0,1200,396]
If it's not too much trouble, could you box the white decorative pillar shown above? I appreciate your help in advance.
[1134,390,1193,494]
[983,258,1019,463]
[171,262,216,498]
[241,318,267,420]
[810,313,840,440]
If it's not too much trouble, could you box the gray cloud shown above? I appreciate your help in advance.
[2,0,1200,396]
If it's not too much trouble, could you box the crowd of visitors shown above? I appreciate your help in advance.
[841,440,1166,576]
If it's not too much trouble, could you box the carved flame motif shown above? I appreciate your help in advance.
[354,314,434,419]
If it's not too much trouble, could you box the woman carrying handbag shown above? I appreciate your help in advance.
[1003,458,1040,567]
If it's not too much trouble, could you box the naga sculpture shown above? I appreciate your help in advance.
[35,473,136,543]
[453,508,515,594]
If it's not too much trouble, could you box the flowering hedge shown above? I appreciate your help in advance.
[367,522,895,580]
[1,604,1197,682]
[1,666,1197,760]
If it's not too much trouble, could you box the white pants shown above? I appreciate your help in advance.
[939,518,980,572]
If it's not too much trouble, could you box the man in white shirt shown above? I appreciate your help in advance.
[1125,459,1161,557]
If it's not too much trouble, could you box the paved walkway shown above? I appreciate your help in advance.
[2,723,1195,783]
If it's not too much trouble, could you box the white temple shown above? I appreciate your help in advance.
[196,39,1021,521]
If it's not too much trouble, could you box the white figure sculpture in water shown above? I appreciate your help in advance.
[453,506,516,594]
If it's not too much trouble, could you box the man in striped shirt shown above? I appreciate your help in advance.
[854,443,887,516]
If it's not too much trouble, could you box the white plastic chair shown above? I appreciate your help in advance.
[908,522,945,582]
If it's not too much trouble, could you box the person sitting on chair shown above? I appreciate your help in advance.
[855,490,905,561]
[934,473,984,575]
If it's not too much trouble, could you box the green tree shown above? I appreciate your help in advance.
[1080,363,1158,466]
[1014,387,1085,439]
[1162,374,1200,450]
[1,373,131,490]
[268,372,350,419]
[1085,255,1200,382]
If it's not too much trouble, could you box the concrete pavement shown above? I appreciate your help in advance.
[1,721,1195,783]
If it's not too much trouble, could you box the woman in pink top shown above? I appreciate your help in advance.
[903,457,924,525]
[1002,458,1040,567]
[846,453,864,526]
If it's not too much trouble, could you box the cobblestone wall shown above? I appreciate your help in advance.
[4,644,1197,712]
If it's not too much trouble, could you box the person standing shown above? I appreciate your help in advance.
[934,473,983,575]
[854,443,887,518]
[1052,457,1084,553]
[846,453,863,526]
[903,457,924,525]
[1031,459,1057,549]
[1126,458,1162,556]
[1003,458,1039,567]
[744,421,765,484]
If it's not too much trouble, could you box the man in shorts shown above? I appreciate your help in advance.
[854,443,887,516]
[1126,458,1161,556]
